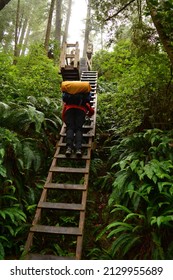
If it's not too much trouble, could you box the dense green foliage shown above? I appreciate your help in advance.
[94,38,173,135]
[93,129,173,259]
[89,28,173,260]
[0,46,62,259]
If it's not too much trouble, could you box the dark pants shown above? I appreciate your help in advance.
[64,108,86,150]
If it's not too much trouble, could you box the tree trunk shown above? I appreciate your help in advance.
[146,0,173,66]
[83,0,91,58]
[18,17,28,55]
[55,0,62,46]
[0,0,11,10]
[44,0,55,53]
[13,0,20,64]
[21,25,30,56]
[62,0,72,45]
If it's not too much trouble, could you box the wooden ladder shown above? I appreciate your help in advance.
[24,71,98,260]
[60,42,80,81]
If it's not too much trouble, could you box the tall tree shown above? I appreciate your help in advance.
[91,0,173,66]
[18,17,29,55]
[0,0,11,10]
[44,0,55,53]
[0,0,49,53]
[146,0,173,66]
[83,0,91,58]
[62,0,72,45]
[55,0,62,46]
[13,0,20,64]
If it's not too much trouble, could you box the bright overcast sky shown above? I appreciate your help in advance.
[68,0,87,52]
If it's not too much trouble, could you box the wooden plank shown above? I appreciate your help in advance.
[58,143,91,148]
[55,154,90,160]
[45,183,87,190]
[66,54,75,58]
[63,123,94,129]
[50,166,89,173]
[60,132,94,137]
[38,201,85,211]
[66,43,77,47]
[30,225,82,235]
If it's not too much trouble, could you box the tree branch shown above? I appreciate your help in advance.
[105,0,136,21]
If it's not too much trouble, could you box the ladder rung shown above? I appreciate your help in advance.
[45,183,87,190]
[58,143,91,148]
[38,201,85,210]
[63,123,94,129]
[50,166,89,173]
[26,253,75,260]
[66,54,75,58]
[30,225,82,235]
[66,43,77,47]
[60,133,94,137]
[82,78,97,80]
[83,125,93,129]
[55,154,90,160]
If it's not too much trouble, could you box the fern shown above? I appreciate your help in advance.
[0,207,26,224]
[103,129,173,259]
[19,140,42,172]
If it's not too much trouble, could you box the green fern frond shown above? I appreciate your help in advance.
[3,209,15,223]
[123,212,145,222]
[0,207,26,224]
[0,211,6,219]
[22,141,41,171]
[26,105,44,132]
[0,236,8,242]
[4,225,15,236]
[110,233,135,257]
[111,204,132,214]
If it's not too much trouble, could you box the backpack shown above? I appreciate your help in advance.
[61,81,91,106]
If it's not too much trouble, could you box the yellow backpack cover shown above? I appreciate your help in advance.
[61,81,91,94]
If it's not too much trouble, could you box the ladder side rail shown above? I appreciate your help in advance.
[76,138,92,259]
[60,42,67,68]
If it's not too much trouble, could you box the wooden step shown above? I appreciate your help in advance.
[58,143,91,148]
[30,225,82,235]
[26,253,75,260]
[50,166,89,173]
[67,43,77,47]
[45,183,87,190]
[55,154,90,160]
[66,54,75,58]
[38,201,85,211]
[81,74,97,77]
[60,132,94,137]
[83,125,93,129]
[63,123,94,129]
[81,76,96,79]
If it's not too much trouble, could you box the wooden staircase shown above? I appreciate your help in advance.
[24,71,98,260]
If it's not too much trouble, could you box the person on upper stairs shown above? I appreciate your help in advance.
[61,81,94,157]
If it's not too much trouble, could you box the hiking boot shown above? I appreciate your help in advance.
[76,149,82,157]
[65,147,72,156]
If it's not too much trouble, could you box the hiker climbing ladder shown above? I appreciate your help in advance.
[24,71,98,260]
